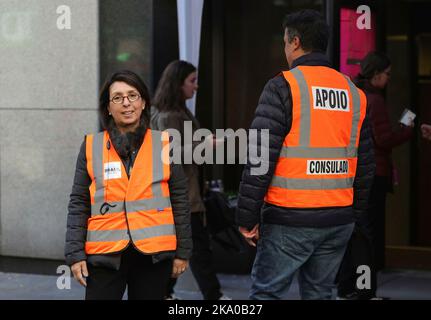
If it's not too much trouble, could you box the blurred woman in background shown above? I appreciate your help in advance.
[338,51,413,300]
[151,60,230,300]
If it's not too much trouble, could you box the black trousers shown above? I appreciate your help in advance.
[85,246,172,300]
[337,175,388,299]
[167,212,222,300]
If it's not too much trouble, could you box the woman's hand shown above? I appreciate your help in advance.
[171,258,188,278]
[71,260,89,287]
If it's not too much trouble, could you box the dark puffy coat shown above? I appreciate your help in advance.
[65,123,192,269]
[355,79,412,177]
[236,52,375,230]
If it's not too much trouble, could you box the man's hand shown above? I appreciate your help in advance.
[71,260,88,287]
[239,224,260,247]
[171,258,188,278]
[421,124,431,141]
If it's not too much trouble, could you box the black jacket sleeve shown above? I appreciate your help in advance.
[168,163,193,260]
[65,139,90,266]
[236,75,292,230]
[352,113,376,222]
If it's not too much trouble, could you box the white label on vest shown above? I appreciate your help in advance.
[104,162,122,180]
[312,86,350,112]
[307,160,349,175]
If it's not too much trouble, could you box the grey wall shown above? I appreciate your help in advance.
[0,0,99,259]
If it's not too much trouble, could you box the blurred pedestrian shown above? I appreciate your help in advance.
[65,70,192,300]
[151,60,230,300]
[338,51,413,299]
[236,10,374,300]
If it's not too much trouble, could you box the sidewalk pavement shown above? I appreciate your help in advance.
[1,267,431,300]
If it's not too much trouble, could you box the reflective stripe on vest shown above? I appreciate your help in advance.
[265,66,367,208]
[85,129,176,255]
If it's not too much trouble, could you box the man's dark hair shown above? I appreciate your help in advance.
[282,9,329,53]
[99,70,151,130]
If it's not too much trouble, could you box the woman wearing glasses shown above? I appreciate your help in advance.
[337,51,413,300]
[65,70,192,300]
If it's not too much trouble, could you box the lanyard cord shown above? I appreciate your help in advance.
[99,138,116,215]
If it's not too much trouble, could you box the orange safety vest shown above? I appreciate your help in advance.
[84,129,176,255]
[265,66,367,208]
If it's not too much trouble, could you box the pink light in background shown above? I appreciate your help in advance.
[340,7,376,79]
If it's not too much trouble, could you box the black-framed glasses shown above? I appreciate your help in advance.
[110,92,141,104]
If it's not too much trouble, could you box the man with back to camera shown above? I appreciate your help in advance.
[236,9,375,300]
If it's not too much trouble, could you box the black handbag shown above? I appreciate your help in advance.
[203,190,246,252]
[204,190,235,234]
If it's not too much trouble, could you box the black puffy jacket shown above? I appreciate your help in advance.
[236,52,375,230]
[65,124,192,269]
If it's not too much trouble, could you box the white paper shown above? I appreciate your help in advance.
[399,108,416,126]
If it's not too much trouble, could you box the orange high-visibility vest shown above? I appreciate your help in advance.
[84,129,176,255]
[265,66,367,208]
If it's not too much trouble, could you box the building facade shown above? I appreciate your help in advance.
[1,0,430,270]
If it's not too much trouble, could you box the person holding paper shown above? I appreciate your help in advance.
[337,51,413,300]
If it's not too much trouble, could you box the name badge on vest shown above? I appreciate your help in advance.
[312,86,350,112]
[104,162,122,180]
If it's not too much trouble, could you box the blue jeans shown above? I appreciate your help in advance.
[250,223,354,300]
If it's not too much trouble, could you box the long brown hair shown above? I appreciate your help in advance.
[153,60,196,112]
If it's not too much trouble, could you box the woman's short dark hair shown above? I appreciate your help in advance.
[282,9,329,53]
[359,51,391,79]
[99,70,151,129]
[153,60,196,112]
